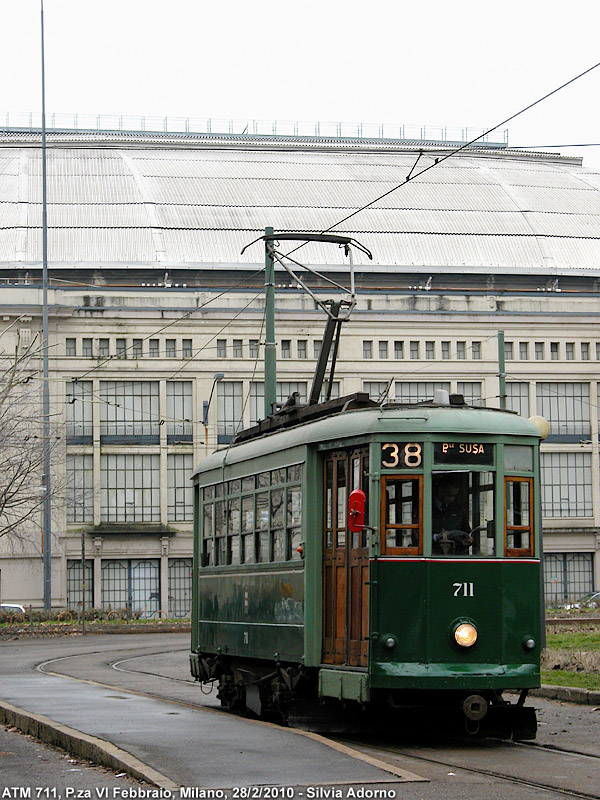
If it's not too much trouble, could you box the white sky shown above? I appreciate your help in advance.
[2,0,600,167]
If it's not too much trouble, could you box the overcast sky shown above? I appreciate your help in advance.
[2,0,600,167]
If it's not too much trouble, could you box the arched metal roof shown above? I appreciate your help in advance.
[1,131,600,274]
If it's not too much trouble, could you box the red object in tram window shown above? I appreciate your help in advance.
[348,488,366,533]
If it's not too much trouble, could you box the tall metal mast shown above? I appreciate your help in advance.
[264,227,277,417]
[41,0,52,608]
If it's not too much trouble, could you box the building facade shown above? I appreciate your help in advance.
[1,127,599,611]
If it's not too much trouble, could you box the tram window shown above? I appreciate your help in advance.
[383,476,422,554]
[228,479,240,496]
[505,478,533,556]
[202,503,214,566]
[242,475,255,492]
[287,487,302,527]
[271,489,284,529]
[256,492,269,529]
[241,533,255,564]
[258,472,270,488]
[215,482,224,498]
[432,472,495,557]
[504,445,533,472]
[325,460,334,548]
[257,531,269,562]
[203,485,214,501]
[336,459,347,547]
[287,464,303,482]
[228,535,240,565]
[289,528,302,560]
[272,468,286,486]
[242,495,254,531]
[215,500,226,565]
[227,497,240,534]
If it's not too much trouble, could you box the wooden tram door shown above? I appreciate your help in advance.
[322,448,370,666]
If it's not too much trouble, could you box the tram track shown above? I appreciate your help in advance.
[330,736,600,800]
[30,642,600,797]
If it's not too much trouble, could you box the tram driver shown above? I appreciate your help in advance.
[432,475,472,555]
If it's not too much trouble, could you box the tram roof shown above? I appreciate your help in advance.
[192,403,540,479]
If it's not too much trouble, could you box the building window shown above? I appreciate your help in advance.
[519,342,529,360]
[217,381,243,440]
[165,339,176,358]
[504,342,513,361]
[456,341,466,360]
[363,340,373,359]
[281,340,291,359]
[395,382,450,403]
[182,339,193,358]
[506,383,530,417]
[441,341,450,360]
[66,381,93,439]
[535,342,544,360]
[99,381,159,438]
[363,381,390,401]
[149,339,159,358]
[565,342,574,360]
[101,559,159,618]
[98,338,109,358]
[249,339,259,359]
[313,340,322,359]
[233,339,243,358]
[596,343,600,361]
[66,338,76,356]
[536,382,591,439]
[66,560,93,611]
[409,341,419,359]
[425,341,435,359]
[297,340,307,359]
[66,455,94,523]
[82,338,93,358]
[100,454,160,522]
[166,381,193,441]
[132,339,143,359]
[458,382,483,407]
[168,558,192,618]
[116,338,127,359]
[550,342,559,360]
[581,342,590,361]
[544,553,594,605]
[540,452,592,517]
[217,339,227,358]
[378,341,388,359]
[394,341,404,359]
[471,341,481,360]
[167,453,194,521]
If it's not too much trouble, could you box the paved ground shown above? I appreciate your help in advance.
[1,632,599,800]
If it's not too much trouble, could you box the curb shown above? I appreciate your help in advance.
[531,684,600,705]
[0,699,179,791]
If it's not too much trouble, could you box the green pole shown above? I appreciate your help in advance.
[264,227,277,417]
[498,330,506,410]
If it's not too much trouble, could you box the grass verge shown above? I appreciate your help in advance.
[541,669,600,691]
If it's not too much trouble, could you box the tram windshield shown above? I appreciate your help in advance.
[431,472,495,556]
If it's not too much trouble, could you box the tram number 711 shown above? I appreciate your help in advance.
[453,582,474,597]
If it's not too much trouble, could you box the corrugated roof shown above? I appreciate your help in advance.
[1,134,600,271]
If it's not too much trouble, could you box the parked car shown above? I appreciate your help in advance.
[0,603,25,614]
[560,591,600,610]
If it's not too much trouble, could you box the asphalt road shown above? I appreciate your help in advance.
[0,632,599,800]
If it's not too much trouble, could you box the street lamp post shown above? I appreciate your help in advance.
[203,373,224,455]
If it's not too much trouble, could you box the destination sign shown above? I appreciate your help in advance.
[434,441,494,465]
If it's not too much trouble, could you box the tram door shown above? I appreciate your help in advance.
[322,448,369,666]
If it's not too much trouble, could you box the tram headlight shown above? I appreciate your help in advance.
[454,622,478,648]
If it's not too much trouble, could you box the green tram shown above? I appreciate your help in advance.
[190,391,546,737]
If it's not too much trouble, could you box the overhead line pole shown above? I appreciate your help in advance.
[264,227,276,418]
[41,0,52,609]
